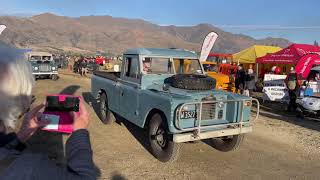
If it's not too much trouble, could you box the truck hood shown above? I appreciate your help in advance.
[142,74,248,100]
[147,83,245,101]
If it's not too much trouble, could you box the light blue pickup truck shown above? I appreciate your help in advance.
[91,48,259,162]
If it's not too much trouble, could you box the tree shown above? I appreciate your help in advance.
[314,40,319,46]
[70,32,82,47]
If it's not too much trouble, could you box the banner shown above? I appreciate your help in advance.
[199,32,218,62]
[262,74,289,102]
[296,54,320,78]
[0,25,6,35]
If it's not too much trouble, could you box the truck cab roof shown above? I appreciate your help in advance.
[124,48,198,59]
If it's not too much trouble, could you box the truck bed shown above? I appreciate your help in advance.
[93,71,121,81]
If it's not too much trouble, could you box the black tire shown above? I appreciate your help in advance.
[99,93,115,124]
[148,113,180,162]
[51,74,58,81]
[165,74,216,90]
[210,134,244,152]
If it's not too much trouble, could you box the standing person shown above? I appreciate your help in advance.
[81,59,88,77]
[235,65,246,94]
[245,64,255,96]
[0,43,96,180]
[77,57,84,76]
[285,67,300,112]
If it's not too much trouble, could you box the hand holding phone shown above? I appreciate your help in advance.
[72,99,90,131]
[45,96,80,112]
[42,95,81,133]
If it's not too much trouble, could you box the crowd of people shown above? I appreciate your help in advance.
[232,64,256,97]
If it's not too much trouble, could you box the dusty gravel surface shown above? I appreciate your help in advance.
[29,73,320,180]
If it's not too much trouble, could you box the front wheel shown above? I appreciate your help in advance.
[51,74,58,81]
[148,113,180,162]
[210,134,244,152]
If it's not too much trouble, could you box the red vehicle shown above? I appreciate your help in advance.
[95,56,108,65]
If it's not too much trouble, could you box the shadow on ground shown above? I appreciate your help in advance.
[29,85,80,165]
[82,92,154,157]
[28,86,101,177]
[256,99,320,132]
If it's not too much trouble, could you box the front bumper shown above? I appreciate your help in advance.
[32,72,58,75]
[173,126,252,143]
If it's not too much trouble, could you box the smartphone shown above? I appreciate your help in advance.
[45,96,80,112]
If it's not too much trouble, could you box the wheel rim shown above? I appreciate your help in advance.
[100,98,107,118]
[155,126,167,148]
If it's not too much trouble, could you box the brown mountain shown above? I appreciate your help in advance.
[0,13,291,54]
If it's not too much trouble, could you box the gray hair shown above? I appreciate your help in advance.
[0,42,35,131]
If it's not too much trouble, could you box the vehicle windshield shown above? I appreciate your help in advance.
[173,58,203,75]
[29,55,52,61]
[203,64,217,72]
[142,57,173,74]
[142,57,203,75]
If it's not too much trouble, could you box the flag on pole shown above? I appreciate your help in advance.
[199,32,218,62]
[0,25,6,35]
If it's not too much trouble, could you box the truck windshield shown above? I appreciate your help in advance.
[142,57,173,74]
[30,56,41,60]
[29,55,52,61]
[142,57,203,75]
[173,59,203,75]
[203,64,217,72]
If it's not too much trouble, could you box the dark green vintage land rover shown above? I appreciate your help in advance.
[27,52,58,80]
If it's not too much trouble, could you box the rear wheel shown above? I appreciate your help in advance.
[148,113,180,162]
[51,74,58,81]
[210,134,244,152]
[99,93,115,124]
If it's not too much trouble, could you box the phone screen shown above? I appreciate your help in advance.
[46,96,80,112]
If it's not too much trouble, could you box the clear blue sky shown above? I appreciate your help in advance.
[1,0,320,43]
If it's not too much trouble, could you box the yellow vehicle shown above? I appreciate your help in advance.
[202,61,231,90]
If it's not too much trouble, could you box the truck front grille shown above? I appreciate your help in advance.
[201,103,216,120]
[39,64,50,72]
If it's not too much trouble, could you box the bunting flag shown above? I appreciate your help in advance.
[199,32,218,62]
[0,25,6,35]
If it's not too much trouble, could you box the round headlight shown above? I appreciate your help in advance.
[34,67,39,70]
[182,106,189,111]
[218,102,224,108]
[52,67,56,70]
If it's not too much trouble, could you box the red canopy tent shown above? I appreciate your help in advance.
[256,44,320,78]
[256,44,320,64]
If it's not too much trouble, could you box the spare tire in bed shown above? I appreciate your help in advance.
[165,74,216,90]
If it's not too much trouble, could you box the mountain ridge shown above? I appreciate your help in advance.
[0,13,291,54]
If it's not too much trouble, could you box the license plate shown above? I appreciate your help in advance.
[180,111,197,119]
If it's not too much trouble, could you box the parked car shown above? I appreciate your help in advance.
[91,48,259,162]
[27,52,58,80]
[296,66,320,118]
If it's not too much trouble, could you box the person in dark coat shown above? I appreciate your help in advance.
[235,65,246,94]
[285,67,301,112]
[0,43,96,180]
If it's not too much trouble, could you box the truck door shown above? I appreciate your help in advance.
[119,55,140,124]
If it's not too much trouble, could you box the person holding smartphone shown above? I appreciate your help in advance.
[0,42,96,180]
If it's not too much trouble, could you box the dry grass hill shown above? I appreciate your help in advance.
[0,13,291,54]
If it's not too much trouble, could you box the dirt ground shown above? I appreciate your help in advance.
[29,73,320,180]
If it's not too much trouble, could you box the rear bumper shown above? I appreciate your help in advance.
[173,126,252,143]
